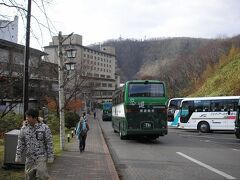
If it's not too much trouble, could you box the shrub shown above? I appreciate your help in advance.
[47,112,60,135]
[0,113,23,138]
[65,112,79,129]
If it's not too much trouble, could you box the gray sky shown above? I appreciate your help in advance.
[1,0,240,50]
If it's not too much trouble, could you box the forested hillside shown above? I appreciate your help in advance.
[190,48,240,96]
[91,35,240,97]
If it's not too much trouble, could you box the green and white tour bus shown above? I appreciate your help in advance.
[112,80,168,140]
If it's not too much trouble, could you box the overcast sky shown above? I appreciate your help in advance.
[1,0,240,50]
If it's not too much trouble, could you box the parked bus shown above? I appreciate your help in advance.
[102,101,112,121]
[167,98,184,127]
[179,96,240,133]
[235,99,240,139]
[112,80,168,140]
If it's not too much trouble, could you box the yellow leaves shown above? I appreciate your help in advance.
[219,46,240,67]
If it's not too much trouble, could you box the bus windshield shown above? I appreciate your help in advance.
[103,103,112,110]
[128,83,164,97]
[168,98,183,110]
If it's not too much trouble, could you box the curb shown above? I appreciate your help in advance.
[97,119,120,180]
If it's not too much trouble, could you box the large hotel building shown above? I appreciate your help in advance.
[44,34,119,105]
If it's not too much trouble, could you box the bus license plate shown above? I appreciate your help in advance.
[142,122,152,129]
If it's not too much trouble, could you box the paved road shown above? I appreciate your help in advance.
[100,120,240,180]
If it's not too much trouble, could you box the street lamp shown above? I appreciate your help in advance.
[65,47,77,112]
[66,47,77,58]
[65,47,76,71]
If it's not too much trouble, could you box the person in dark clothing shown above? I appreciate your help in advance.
[76,112,90,152]
[94,110,96,119]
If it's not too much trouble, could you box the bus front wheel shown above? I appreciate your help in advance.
[198,122,210,133]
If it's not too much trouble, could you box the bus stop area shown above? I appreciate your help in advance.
[48,114,119,180]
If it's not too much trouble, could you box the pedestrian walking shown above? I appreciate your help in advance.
[76,112,90,152]
[93,110,96,119]
[15,108,54,180]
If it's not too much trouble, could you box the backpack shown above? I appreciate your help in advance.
[80,120,88,136]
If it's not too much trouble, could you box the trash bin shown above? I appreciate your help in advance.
[3,129,25,168]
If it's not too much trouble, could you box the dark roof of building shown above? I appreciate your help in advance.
[0,38,47,56]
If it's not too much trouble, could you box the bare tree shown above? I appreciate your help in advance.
[0,0,57,50]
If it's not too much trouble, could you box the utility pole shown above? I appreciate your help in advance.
[58,31,74,150]
[23,0,32,118]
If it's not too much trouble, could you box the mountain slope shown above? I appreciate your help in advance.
[191,53,240,96]
[92,35,240,97]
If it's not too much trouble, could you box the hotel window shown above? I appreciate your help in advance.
[95,82,101,86]
[89,82,94,86]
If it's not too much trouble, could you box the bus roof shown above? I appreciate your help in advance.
[169,98,184,101]
[126,79,165,84]
[181,96,240,102]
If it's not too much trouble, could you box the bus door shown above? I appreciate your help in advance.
[226,100,238,130]
[180,101,194,128]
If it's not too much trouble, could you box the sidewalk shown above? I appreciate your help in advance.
[48,115,119,180]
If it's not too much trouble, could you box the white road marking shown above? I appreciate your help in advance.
[176,152,236,180]
[232,149,240,151]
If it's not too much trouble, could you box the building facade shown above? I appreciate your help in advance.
[0,16,18,43]
[44,34,118,106]
[0,39,58,114]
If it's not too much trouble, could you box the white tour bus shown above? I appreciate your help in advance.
[179,96,240,133]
